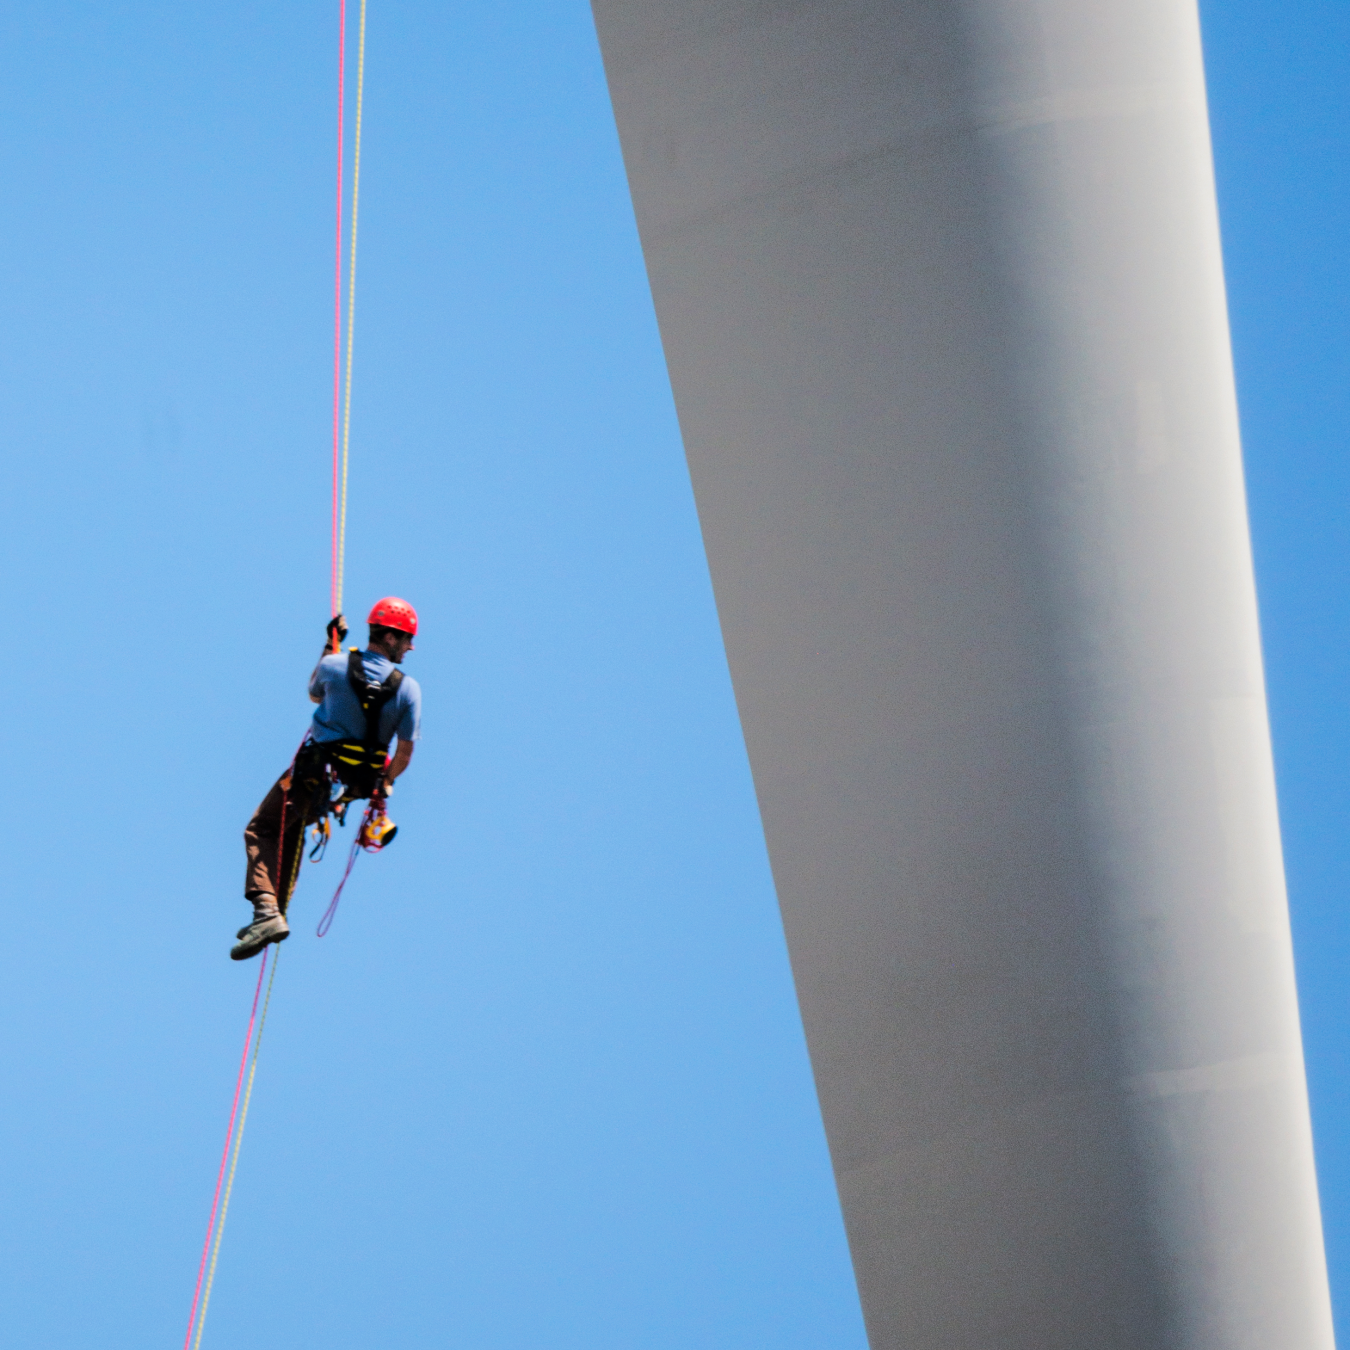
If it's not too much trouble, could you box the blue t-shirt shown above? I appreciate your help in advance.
[309,650,422,746]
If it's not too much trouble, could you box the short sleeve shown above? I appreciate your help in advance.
[394,676,422,742]
[310,653,343,700]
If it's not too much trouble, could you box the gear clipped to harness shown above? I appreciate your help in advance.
[358,802,397,850]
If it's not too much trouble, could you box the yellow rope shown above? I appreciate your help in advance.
[187,5,368,1340]
[191,947,281,1350]
[336,0,368,615]
[280,812,306,913]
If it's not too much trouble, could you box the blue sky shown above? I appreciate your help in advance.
[0,2,1344,1346]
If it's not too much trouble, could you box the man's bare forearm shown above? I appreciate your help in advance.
[384,741,414,786]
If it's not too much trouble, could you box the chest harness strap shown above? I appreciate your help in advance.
[331,648,404,796]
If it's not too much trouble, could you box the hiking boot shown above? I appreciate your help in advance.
[230,913,290,961]
[239,896,283,939]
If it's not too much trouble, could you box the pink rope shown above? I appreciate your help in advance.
[182,949,269,1350]
[316,801,373,937]
[273,728,314,912]
[183,4,349,1337]
[331,0,347,618]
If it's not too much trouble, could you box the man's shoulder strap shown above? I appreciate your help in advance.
[350,649,402,698]
[346,649,404,748]
[346,647,368,696]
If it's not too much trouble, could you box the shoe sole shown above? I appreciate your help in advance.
[238,915,288,939]
[230,927,291,961]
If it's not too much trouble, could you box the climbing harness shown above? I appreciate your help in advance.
[330,647,405,796]
[278,644,405,896]
[293,642,407,928]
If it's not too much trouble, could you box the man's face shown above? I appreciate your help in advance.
[385,630,415,664]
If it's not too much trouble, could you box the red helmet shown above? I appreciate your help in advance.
[367,596,418,636]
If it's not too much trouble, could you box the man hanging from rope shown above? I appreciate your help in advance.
[232,597,422,960]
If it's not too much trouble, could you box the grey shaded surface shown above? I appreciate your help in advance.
[590,1,1334,1347]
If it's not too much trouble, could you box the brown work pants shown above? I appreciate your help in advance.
[243,770,313,914]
